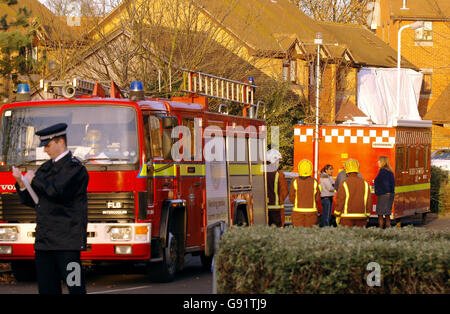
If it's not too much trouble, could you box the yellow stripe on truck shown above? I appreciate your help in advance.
[153,164,177,177]
[395,183,430,194]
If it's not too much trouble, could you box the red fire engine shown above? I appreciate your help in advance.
[291,120,432,225]
[0,70,268,282]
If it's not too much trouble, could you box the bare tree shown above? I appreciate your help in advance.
[290,0,371,24]
[57,0,273,100]
[40,0,118,17]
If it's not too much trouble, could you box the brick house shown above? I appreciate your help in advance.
[0,0,93,101]
[70,0,417,125]
[372,0,450,150]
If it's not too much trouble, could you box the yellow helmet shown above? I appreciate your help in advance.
[344,159,360,174]
[298,159,313,177]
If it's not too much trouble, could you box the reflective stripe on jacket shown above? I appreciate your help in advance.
[268,172,283,209]
[289,176,321,213]
[267,170,288,210]
[335,173,372,218]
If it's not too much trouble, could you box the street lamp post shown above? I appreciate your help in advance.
[396,21,424,125]
[300,33,338,179]
[314,32,322,180]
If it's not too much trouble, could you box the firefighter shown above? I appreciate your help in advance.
[334,159,372,227]
[335,159,362,191]
[289,159,321,227]
[266,149,289,227]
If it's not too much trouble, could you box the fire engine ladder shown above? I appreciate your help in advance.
[181,68,262,118]
[39,78,125,98]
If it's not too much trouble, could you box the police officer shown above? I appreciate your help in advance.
[266,149,288,227]
[289,159,321,227]
[12,123,89,294]
[334,159,372,227]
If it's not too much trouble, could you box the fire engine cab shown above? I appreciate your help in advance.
[0,70,268,282]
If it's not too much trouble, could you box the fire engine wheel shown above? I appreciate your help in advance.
[10,260,36,282]
[148,231,178,283]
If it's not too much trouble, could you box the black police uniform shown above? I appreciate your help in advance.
[15,123,89,294]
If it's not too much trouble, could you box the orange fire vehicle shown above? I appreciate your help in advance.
[291,120,432,225]
[0,70,268,282]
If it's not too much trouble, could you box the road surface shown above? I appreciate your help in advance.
[0,254,213,294]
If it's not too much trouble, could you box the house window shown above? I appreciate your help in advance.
[415,21,432,42]
[282,59,297,84]
[421,72,432,96]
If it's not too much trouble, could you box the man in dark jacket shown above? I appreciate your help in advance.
[12,123,89,294]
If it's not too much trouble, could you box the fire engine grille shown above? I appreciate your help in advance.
[0,194,35,222]
[87,192,135,222]
[0,192,136,223]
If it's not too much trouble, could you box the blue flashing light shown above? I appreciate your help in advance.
[248,77,255,85]
[130,81,144,92]
[17,83,30,94]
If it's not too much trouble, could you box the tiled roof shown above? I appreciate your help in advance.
[87,0,418,69]
[192,0,417,68]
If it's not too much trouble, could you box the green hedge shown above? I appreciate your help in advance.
[216,226,449,294]
[431,166,449,213]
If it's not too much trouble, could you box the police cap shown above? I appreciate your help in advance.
[35,123,67,147]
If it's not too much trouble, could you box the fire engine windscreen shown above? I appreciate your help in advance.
[0,106,138,167]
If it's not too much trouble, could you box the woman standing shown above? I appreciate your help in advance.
[374,156,395,228]
[320,164,335,227]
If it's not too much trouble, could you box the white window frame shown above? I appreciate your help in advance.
[415,21,433,45]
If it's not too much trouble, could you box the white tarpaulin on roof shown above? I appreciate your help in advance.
[357,67,423,125]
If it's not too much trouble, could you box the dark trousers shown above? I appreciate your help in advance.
[268,209,282,227]
[34,250,86,294]
[320,197,333,227]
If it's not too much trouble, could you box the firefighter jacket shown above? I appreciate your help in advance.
[334,173,372,218]
[16,152,89,251]
[266,170,289,210]
[289,176,321,213]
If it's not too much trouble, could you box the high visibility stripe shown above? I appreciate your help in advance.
[268,205,284,209]
[293,178,318,213]
[153,164,177,177]
[294,179,298,210]
[313,180,317,210]
[251,164,264,176]
[341,213,368,218]
[293,208,317,213]
[268,171,283,209]
[363,181,369,215]
[343,182,350,215]
[395,183,430,194]
[229,164,249,176]
[137,163,147,178]
[342,181,370,217]
[274,171,279,207]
